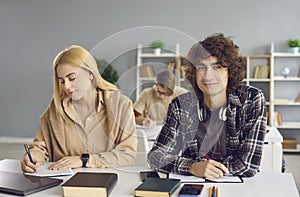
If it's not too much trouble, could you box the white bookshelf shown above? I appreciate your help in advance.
[271,43,300,153]
[135,44,182,101]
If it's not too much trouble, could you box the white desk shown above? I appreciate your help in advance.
[260,126,283,173]
[0,159,299,197]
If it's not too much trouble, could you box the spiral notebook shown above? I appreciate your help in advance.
[0,171,62,196]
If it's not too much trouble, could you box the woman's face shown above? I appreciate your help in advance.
[195,56,228,99]
[56,64,93,100]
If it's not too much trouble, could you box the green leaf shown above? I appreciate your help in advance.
[95,58,119,86]
[149,40,165,49]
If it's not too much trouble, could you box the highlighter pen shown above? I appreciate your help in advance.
[209,186,212,197]
[24,144,35,164]
[212,186,216,197]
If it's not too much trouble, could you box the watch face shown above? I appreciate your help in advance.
[81,154,89,167]
[82,153,89,159]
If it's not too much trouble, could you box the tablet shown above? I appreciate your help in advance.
[0,171,62,196]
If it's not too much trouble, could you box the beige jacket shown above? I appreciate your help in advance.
[29,90,137,168]
[133,85,188,120]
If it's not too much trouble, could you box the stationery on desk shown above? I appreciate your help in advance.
[209,186,219,197]
[24,144,35,164]
[62,172,118,197]
[168,173,243,183]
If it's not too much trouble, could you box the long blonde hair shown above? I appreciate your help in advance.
[53,45,118,119]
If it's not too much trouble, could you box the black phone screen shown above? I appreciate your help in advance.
[179,184,204,196]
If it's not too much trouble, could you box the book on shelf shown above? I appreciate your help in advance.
[167,61,176,72]
[253,65,269,79]
[282,138,297,149]
[140,65,155,78]
[135,178,181,197]
[295,93,300,102]
[62,172,117,197]
[273,99,292,104]
[274,112,283,126]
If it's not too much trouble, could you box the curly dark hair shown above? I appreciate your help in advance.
[185,33,246,99]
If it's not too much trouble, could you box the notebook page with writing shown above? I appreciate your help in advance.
[25,162,73,177]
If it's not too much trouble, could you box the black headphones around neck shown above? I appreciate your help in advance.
[197,102,227,122]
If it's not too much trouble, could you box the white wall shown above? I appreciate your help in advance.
[1,0,300,137]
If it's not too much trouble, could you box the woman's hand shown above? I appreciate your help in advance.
[189,160,229,179]
[48,156,82,170]
[21,155,40,173]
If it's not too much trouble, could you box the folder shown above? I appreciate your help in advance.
[0,171,62,196]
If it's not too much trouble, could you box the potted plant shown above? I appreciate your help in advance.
[149,40,165,55]
[95,58,119,86]
[287,39,300,54]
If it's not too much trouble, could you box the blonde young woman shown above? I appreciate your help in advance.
[21,45,137,172]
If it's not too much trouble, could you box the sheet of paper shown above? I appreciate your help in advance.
[25,162,73,177]
[136,125,162,140]
[168,173,205,183]
[206,175,243,183]
[169,173,242,183]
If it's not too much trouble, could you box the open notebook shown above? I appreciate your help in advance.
[0,171,62,196]
[169,173,243,183]
[24,162,73,177]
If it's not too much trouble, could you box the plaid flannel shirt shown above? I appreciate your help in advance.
[147,85,267,177]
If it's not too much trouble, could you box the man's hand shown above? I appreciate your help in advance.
[189,160,229,179]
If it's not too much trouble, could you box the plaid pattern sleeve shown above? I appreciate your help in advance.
[223,86,267,177]
[147,85,267,177]
[147,93,199,175]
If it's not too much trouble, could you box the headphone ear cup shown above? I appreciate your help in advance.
[202,107,208,122]
[198,107,204,121]
[198,107,209,122]
[219,107,227,121]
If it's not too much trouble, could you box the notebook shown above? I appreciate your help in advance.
[24,162,73,177]
[0,171,63,196]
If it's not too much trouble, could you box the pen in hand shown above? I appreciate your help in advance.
[24,144,35,164]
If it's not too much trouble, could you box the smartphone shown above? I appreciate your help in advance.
[179,184,204,197]
[139,171,160,181]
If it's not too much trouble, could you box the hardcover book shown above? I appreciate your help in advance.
[135,178,180,197]
[62,172,117,197]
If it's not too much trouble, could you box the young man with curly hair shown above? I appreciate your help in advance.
[147,34,267,178]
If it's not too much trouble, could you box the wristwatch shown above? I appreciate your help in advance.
[81,153,89,167]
